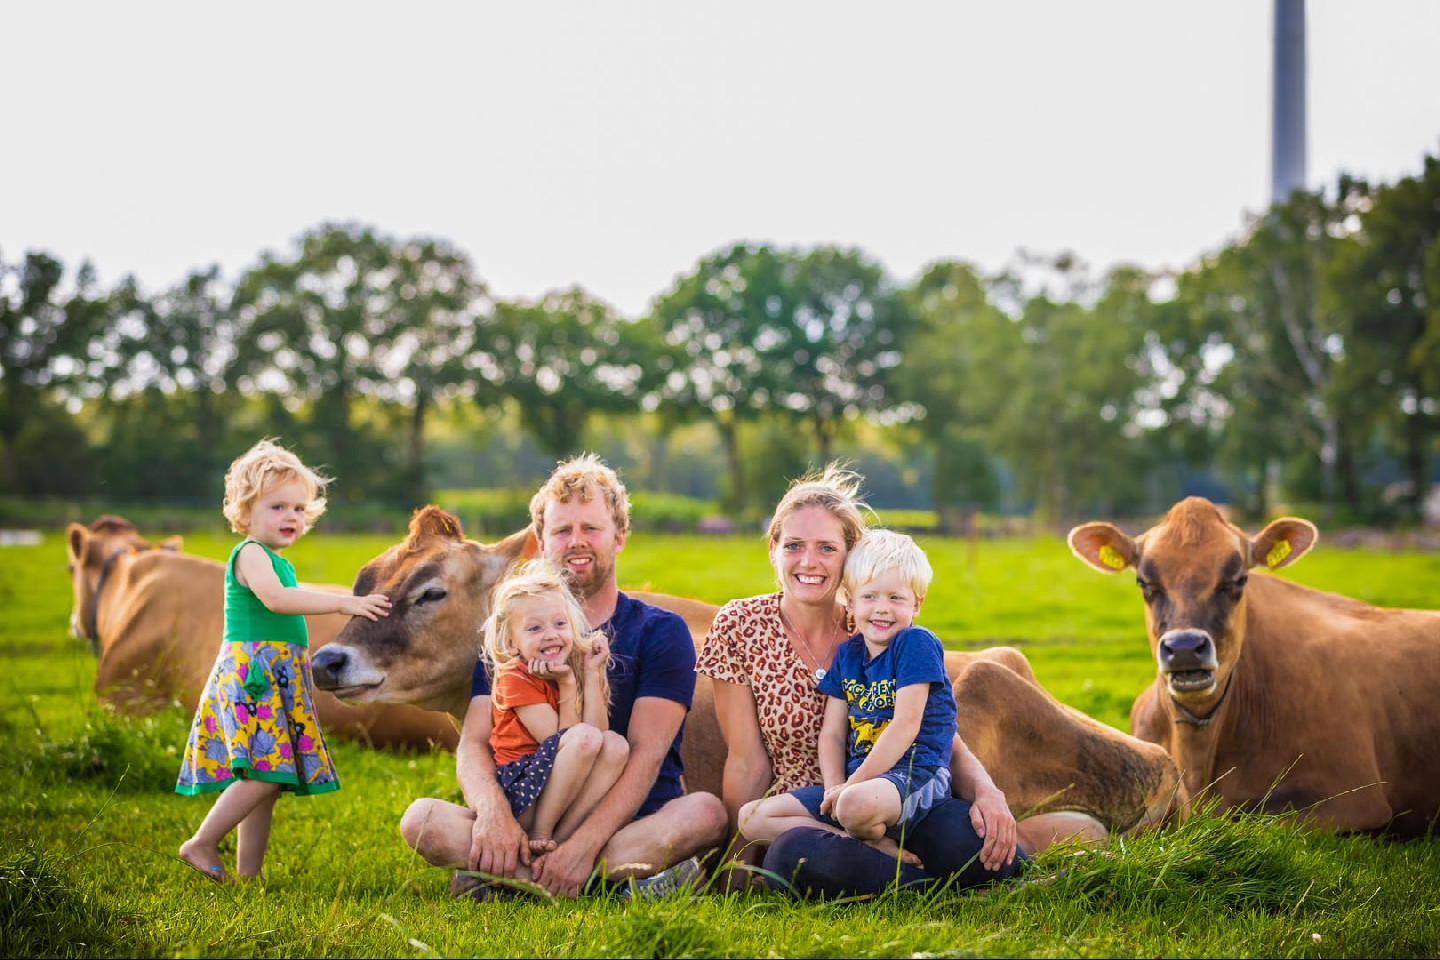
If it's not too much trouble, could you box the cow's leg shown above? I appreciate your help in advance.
[954,660,1178,834]
[1016,810,1108,854]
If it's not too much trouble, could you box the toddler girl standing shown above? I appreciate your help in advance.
[176,439,391,881]
[484,560,628,854]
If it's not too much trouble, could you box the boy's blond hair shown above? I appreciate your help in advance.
[528,453,631,538]
[222,438,329,536]
[482,559,611,713]
[841,528,934,603]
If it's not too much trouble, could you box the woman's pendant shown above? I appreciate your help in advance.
[814,668,826,682]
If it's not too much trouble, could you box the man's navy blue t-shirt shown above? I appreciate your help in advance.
[472,592,696,818]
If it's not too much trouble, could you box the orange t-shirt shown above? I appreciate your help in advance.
[490,666,560,765]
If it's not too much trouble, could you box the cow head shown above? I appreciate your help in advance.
[66,516,181,653]
[1068,497,1317,714]
[310,506,536,716]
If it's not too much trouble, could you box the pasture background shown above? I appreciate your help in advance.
[3,526,1439,957]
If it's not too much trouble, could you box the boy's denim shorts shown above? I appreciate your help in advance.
[787,763,952,840]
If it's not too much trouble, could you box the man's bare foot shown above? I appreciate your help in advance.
[528,836,557,854]
[178,839,230,883]
[862,835,922,866]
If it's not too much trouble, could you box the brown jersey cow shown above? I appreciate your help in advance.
[312,505,1177,834]
[66,516,459,752]
[1069,496,1440,836]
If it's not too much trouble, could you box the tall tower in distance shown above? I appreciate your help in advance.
[1271,0,1308,202]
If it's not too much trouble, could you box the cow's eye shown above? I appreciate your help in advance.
[1225,575,1249,593]
[415,587,447,605]
[1135,577,1161,600]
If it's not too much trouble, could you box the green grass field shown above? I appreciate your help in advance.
[4,525,1439,957]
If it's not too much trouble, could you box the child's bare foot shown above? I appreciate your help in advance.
[863,835,922,866]
[528,836,557,854]
[178,839,230,883]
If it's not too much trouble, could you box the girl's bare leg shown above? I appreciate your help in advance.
[528,725,603,853]
[236,785,281,878]
[552,730,628,842]
[179,777,283,881]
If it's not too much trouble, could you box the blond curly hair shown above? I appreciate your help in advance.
[222,438,329,536]
[528,453,631,539]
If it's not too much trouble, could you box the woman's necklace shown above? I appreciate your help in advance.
[778,603,844,683]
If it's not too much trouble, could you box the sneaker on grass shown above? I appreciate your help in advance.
[619,856,705,901]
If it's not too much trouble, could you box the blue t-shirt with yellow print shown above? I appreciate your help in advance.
[817,625,956,776]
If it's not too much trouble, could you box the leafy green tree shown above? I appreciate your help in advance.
[85,267,239,496]
[229,223,411,501]
[480,288,644,459]
[780,246,914,464]
[648,243,794,514]
[1326,158,1440,521]
[0,252,104,493]
[355,238,491,502]
[1176,188,1365,515]
[897,261,1013,525]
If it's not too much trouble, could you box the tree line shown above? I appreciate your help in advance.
[3,153,1437,526]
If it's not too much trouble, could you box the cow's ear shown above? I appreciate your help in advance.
[1068,522,1136,574]
[494,526,537,565]
[159,536,183,552]
[409,505,465,543]
[1250,517,1317,570]
[66,523,88,564]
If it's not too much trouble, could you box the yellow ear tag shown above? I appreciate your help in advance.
[1098,545,1127,570]
[1266,540,1291,569]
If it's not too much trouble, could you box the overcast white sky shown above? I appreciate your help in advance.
[5,1,1439,318]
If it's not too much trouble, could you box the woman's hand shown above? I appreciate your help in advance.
[968,781,1018,871]
[818,783,846,817]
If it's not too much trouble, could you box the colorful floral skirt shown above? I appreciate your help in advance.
[175,641,339,797]
[495,730,564,817]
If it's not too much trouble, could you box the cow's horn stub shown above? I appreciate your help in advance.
[408,506,464,542]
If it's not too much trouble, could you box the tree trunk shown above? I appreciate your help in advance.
[719,417,745,515]
[814,411,833,466]
[409,394,428,484]
[1405,408,1427,524]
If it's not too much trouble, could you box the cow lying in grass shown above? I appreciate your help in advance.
[312,506,1179,835]
[1069,496,1440,836]
[65,516,459,752]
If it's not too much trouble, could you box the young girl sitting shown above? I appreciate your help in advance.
[483,560,629,855]
[175,438,391,882]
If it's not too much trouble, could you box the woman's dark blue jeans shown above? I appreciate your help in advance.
[760,797,1029,898]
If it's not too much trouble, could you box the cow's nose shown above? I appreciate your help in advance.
[1157,629,1216,672]
[311,647,348,686]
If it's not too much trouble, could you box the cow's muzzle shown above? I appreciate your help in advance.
[311,646,385,699]
[1157,629,1218,693]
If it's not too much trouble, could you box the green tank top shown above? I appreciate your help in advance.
[224,540,309,646]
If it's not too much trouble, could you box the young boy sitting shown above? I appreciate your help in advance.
[739,529,956,858]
